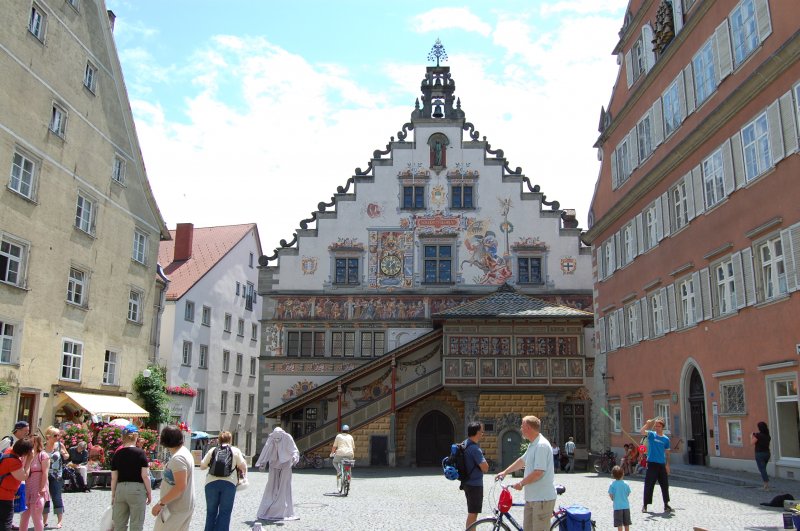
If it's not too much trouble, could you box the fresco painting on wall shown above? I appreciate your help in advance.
[448,336,511,357]
[461,215,513,285]
[445,359,459,378]
[462,359,476,377]
[368,230,414,288]
[282,380,318,401]
[516,359,531,377]
[301,257,318,275]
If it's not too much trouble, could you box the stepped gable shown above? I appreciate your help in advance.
[433,283,593,319]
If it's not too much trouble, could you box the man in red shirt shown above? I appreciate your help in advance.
[0,439,33,531]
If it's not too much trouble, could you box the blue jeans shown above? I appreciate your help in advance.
[43,474,64,515]
[204,480,236,531]
[755,451,770,483]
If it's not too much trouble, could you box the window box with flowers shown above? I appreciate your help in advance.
[165,384,198,397]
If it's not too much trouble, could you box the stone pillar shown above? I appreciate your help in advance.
[542,392,561,443]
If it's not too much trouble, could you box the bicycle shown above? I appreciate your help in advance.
[466,480,593,531]
[592,449,617,474]
[294,451,324,469]
[335,458,355,496]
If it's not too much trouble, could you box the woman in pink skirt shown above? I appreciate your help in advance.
[20,434,50,531]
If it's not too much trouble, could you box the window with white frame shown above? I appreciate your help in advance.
[671,180,689,230]
[249,357,257,377]
[132,230,147,264]
[720,380,746,414]
[248,394,255,414]
[758,236,787,300]
[50,104,67,137]
[360,331,385,357]
[181,340,192,366]
[693,39,716,105]
[237,318,245,337]
[623,224,635,265]
[615,137,632,186]
[287,331,325,357]
[29,5,46,41]
[127,289,142,322]
[650,292,664,336]
[631,38,646,82]
[608,315,619,350]
[332,331,355,357]
[0,235,27,288]
[235,281,240,296]
[9,151,37,200]
[423,243,453,284]
[83,62,97,93]
[742,113,772,181]
[715,258,737,315]
[730,0,759,66]
[233,393,241,414]
[61,339,82,381]
[627,304,638,345]
[249,252,254,268]
[655,402,670,431]
[645,204,658,250]
[773,379,800,458]
[222,350,230,372]
[0,321,16,364]
[251,323,258,341]
[195,389,205,413]
[66,267,87,306]
[702,148,725,209]
[517,256,543,284]
[662,80,682,137]
[199,344,208,369]
[402,185,425,209]
[224,313,232,332]
[679,277,696,327]
[631,404,643,432]
[75,193,95,234]
[450,184,474,209]
[220,391,228,413]
[727,419,743,446]
[332,256,359,285]
[245,281,255,310]
[103,350,117,385]
[612,406,622,432]
[604,240,616,276]
[184,301,194,321]
[637,114,653,162]
[112,155,125,184]
[236,353,243,374]
[201,305,211,326]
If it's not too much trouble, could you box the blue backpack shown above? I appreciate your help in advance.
[559,505,592,531]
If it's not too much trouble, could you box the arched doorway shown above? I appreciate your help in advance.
[500,430,522,470]
[415,410,454,466]
[688,368,708,466]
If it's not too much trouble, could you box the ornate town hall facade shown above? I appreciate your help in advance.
[257,52,597,467]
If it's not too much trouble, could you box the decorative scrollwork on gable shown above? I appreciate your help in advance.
[397,122,414,141]
[463,122,480,141]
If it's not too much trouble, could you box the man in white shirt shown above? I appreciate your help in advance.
[497,416,556,531]
[0,421,30,452]
[565,437,576,473]
[329,425,355,479]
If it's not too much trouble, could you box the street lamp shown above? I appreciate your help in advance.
[142,368,151,378]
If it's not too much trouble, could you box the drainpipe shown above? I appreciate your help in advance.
[389,357,397,466]
[337,383,342,429]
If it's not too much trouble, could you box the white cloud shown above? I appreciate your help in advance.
[411,7,492,36]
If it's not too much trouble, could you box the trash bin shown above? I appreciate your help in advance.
[687,440,697,465]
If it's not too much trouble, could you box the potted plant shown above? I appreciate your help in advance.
[149,459,164,480]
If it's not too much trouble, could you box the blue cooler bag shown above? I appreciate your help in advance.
[559,505,592,531]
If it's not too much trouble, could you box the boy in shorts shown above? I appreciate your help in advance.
[608,465,632,530]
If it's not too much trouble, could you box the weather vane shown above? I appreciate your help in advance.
[427,38,448,67]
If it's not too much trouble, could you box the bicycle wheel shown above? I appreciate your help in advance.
[343,474,350,496]
[549,513,567,531]
[313,456,324,469]
[466,516,511,531]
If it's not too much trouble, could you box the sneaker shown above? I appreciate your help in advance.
[664,504,673,512]
[641,505,647,513]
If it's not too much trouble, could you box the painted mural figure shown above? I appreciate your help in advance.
[255,427,300,522]
[462,231,513,285]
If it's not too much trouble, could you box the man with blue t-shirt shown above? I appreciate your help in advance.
[497,415,556,531]
[640,416,672,513]
[463,421,489,529]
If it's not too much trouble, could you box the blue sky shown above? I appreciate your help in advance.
[106,0,627,251]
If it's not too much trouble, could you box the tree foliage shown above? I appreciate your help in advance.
[133,364,170,428]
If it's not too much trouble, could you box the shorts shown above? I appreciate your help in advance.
[614,508,632,527]
[463,484,483,514]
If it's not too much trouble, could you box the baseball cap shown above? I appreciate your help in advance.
[342,424,350,432]
[122,425,139,434]
[13,421,29,431]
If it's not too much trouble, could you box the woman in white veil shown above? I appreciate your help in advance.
[255,426,300,521]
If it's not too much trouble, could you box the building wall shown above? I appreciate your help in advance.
[0,0,166,430]
[587,0,800,477]
[160,230,262,457]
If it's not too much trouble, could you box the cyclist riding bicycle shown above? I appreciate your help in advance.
[329,424,355,481]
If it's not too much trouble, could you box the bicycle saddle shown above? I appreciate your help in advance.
[555,484,566,495]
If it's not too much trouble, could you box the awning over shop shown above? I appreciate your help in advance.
[62,391,149,418]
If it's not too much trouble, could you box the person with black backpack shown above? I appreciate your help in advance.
[200,431,247,531]
[462,421,489,529]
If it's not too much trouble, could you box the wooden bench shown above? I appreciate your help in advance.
[89,470,111,488]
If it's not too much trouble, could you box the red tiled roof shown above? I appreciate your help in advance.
[158,223,257,301]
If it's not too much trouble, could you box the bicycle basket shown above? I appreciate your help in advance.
[342,459,356,467]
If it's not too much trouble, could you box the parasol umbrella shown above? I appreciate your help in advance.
[109,418,132,427]
[191,431,210,440]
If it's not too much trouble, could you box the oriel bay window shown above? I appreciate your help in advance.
[423,244,452,284]
[287,331,325,357]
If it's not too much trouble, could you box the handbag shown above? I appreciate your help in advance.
[13,483,26,513]
[98,505,113,531]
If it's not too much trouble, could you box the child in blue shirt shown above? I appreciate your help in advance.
[608,465,632,530]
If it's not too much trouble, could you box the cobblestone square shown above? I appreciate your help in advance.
[36,467,796,530]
